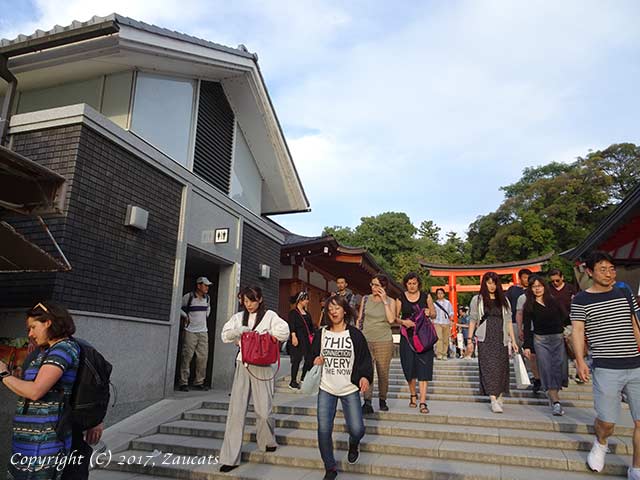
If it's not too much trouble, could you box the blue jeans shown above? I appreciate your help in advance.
[317,389,365,471]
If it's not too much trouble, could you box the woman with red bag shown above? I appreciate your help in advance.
[287,291,315,389]
[218,286,290,473]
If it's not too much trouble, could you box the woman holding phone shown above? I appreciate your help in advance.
[357,273,396,413]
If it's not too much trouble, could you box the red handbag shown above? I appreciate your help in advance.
[241,331,279,366]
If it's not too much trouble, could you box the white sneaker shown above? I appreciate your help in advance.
[629,467,640,480]
[587,439,608,472]
[497,395,504,407]
[490,399,503,413]
[552,402,565,416]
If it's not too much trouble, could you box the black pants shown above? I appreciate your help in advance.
[62,427,92,479]
[290,346,313,384]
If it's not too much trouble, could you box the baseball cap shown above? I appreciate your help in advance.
[197,277,212,286]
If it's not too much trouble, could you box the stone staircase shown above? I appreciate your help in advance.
[93,358,632,480]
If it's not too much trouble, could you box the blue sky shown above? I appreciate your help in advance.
[2,0,640,240]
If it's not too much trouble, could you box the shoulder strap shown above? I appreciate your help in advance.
[358,295,369,330]
[434,300,450,318]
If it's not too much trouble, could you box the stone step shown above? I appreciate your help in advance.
[274,388,596,408]
[200,400,634,436]
[181,408,631,454]
[113,432,630,478]
[277,382,594,400]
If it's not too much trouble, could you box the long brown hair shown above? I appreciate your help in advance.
[479,272,509,309]
[241,286,267,327]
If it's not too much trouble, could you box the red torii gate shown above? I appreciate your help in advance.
[419,254,553,335]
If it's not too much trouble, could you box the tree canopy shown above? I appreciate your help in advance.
[321,143,640,285]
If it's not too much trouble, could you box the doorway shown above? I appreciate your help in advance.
[174,246,226,389]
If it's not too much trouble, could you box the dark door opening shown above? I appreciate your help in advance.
[175,247,225,390]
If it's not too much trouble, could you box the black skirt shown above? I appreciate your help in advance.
[399,336,434,382]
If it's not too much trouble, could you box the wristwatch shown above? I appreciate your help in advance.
[0,370,10,382]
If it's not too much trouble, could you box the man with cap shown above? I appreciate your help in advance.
[179,277,212,391]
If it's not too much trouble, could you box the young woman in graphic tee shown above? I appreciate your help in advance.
[218,286,290,473]
[311,295,373,480]
[288,291,315,389]
[523,275,568,416]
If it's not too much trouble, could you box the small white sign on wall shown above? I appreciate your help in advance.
[215,228,229,244]
[202,228,230,244]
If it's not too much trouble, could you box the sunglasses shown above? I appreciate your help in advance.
[32,302,50,313]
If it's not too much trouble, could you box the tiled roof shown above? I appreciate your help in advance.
[0,13,255,59]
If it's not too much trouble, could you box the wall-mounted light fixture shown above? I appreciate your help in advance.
[259,264,271,279]
[124,205,149,230]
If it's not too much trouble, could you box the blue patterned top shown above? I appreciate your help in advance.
[9,338,79,480]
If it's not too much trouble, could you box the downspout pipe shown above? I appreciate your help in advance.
[0,54,17,147]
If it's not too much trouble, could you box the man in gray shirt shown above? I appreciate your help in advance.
[179,277,212,391]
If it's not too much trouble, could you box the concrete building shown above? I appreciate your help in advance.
[0,14,309,469]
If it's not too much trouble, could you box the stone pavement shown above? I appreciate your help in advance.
[91,358,633,479]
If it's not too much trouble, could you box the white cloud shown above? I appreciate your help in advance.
[4,0,640,240]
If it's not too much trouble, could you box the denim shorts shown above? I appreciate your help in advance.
[592,366,640,423]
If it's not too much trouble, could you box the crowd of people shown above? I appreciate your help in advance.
[2,251,639,480]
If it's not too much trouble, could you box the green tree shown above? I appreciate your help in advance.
[322,226,356,246]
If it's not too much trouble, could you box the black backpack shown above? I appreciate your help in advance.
[69,338,113,431]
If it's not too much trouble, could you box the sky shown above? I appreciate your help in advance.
[2,0,640,240]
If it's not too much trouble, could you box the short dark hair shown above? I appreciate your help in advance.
[518,269,532,279]
[402,272,422,289]
[26,302,76,339]
[548,268,563,277]
[336,276,347,282]
[372,274,389,289]
[585,251,614,271]
[436,287,446,295]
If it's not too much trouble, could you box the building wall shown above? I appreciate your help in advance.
[0,124,183,321]
[240,223,281,312]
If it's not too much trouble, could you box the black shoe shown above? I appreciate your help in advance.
[347,441,360,464]
[266,446,277,452]
[178,385,189,392]
[192,384,209,391]
[379,400,389,411]
[288,382,300,390]
[220,465,239,473]
[362,402,374,415]
[532,378,542,395]
[323,469,338,480]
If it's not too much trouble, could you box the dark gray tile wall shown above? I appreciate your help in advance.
[240,223,281,312]
[0,125,183,321]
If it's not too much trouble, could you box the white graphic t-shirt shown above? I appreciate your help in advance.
[320,328,358,396]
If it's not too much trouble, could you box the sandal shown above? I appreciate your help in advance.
[419,403,429,414]
[409,394,417,408]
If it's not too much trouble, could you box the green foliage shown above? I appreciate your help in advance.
[468,143,639,263]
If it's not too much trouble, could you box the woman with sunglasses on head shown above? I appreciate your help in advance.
[288,291,315,389]
[218,286,289,473]
[356,274,396,414]
[522,275,568,416]
[1,302,80,480]
[467,272,519,413]
[312,294,373,480]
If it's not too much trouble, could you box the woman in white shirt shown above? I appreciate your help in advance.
[312,294,373,480]
[218,286,290,473]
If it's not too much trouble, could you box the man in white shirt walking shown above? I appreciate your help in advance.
[179,277,212,391]
[434,288,454,360]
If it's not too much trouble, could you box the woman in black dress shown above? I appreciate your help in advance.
[467,271,519,413]
[395,272,437,414]
[288,291,315,389]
